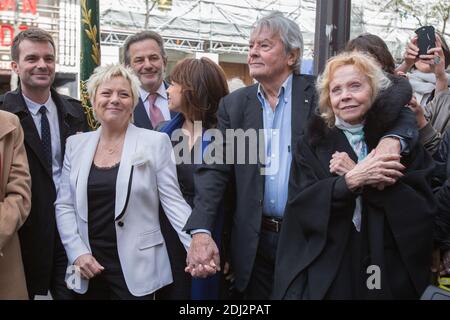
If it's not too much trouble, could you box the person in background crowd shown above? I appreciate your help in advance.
[432,122,450,279]
[345,33,396,75]
[55,64,192,299]
[346,33,450,155]
[396,31,450,107]
[402,35,450,154]
[0,27,88,299]
[0,111,31,299]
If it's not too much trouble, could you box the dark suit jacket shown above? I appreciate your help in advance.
[0,87,88,296]
[184,73,420,293]
[133,82,176,130]
[133,97,154,130]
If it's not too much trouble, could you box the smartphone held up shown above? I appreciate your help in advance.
[415,26,436,56]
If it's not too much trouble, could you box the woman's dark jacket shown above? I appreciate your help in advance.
[433,127,450,252]
[272,76,436,300]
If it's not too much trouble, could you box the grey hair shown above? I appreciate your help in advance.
[122,30,167,66]
[86,64,141,123]
[252,11,303,75]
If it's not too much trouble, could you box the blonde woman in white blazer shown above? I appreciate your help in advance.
[55,64,191,299]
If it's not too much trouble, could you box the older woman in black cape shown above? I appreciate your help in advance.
[273,52,436,300]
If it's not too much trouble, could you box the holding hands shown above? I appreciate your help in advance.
[185,233,220,278]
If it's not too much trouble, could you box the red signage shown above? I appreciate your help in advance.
[0,25,28,46]
[0,0,37,14]
[22,0,37,14]
[0,0,37,46]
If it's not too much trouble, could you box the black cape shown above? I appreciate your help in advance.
[272,76,436,300]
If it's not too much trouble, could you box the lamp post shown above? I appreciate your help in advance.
[314,0,351,75]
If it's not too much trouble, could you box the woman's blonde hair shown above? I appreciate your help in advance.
[316,51,391,127]
[86,63,141,122]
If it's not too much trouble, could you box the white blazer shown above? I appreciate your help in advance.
[55,123,192,296]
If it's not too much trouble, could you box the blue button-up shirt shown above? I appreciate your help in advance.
[257,74,293,218]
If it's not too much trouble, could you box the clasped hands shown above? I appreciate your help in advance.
[185,233,221,278]
[330,138,405,191]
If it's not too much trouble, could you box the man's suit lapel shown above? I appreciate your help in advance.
[244,87,263,132]
[135,83,176,130]
[3,90,53,177]
[134,98,153,130]
[291,74,315,148]
[243,86,265,190]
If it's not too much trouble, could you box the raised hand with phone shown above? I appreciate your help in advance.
[396,27,450,107]
[396,26,445,73]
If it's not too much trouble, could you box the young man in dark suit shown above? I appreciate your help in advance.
[184,12,419,299]
[0,28,88,299]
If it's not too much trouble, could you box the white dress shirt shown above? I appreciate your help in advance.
[23,94,63,193]
[139,82,171,122]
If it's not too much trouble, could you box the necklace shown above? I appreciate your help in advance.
[106,147,116,155]
[100,137,124,155]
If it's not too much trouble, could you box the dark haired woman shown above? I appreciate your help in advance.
[161,57,230,299]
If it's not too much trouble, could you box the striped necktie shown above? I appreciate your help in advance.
[148,93,165,128]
